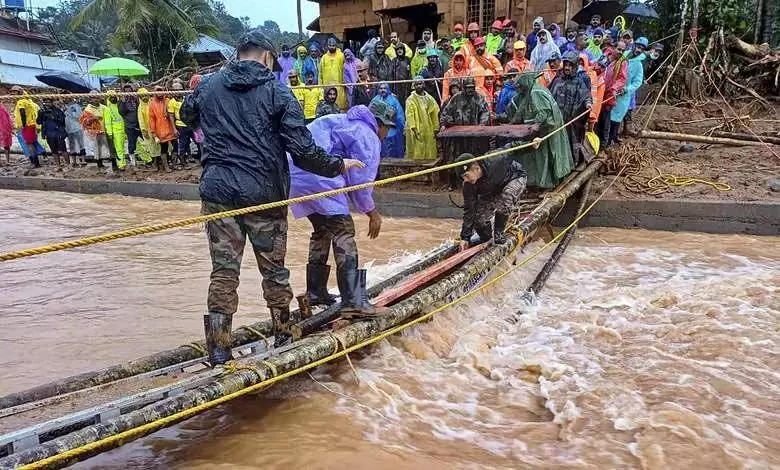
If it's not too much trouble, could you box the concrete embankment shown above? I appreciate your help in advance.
[0,176,777,235]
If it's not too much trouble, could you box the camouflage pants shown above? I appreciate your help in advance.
[307,214,359,272]
[474,177,527,237]
[203,201,294,315]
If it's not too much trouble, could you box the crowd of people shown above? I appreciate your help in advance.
[273,14,665,176]
[0,78,202,173]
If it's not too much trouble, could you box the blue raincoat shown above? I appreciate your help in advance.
[370,87,405,158]
[610,52,645,122]
[288,105,380,218]
[496,81,518,115]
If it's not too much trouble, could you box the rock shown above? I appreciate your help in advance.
[678,144,695,153]
[765,178,780,192]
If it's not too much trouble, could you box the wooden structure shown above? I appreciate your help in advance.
[309,0,570,46]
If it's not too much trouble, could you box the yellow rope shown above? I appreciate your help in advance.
[0,109,590,263]
[16,161,622,470]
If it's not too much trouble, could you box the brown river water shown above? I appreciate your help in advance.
[1,189,778,469]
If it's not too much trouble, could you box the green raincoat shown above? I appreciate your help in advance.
[505,74,574,189]
[411,48,428,78]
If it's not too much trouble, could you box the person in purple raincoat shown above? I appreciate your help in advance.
[287,101,397,318]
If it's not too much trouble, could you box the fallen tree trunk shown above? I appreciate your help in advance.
[638,130,776,146]
[0,161,601,470]
[711,131,780,144]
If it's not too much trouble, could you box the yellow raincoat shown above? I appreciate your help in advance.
[405,90,439,160]
[104,91,127,168]
[13,95,39,129]
[137,88,160,159]
[301,87,323,120]
[319,48,347,110]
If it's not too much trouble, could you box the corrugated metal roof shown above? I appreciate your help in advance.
[0,48,100,88]
[190,34,234,58]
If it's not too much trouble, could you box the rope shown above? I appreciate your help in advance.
[0,109,591,263]
[16,161,624,470]
[178,342,207,356]
[237,325,270,349]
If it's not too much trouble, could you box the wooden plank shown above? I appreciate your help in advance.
[438,124,535,140]
[371,244,489,307]
[379,158,439,167]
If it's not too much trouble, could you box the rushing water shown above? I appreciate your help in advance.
[1,190,778,469]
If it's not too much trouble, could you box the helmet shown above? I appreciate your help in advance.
[473,37,486,46]
[467,22,480,32]
[491,20,503,30]
[513,40,527,50]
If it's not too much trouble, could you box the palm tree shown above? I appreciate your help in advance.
[296,0,303,39]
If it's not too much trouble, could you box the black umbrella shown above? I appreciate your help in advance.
[571,0,621,26]
[623,2,659,19]
[34,70,93,93]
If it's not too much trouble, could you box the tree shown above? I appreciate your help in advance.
[210,0,250,45]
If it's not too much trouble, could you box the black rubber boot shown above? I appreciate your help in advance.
[306,264,338,307]
[270,307,292,348]
[203,312,233,366]
[339,268,387,318]
[493,212,509,245]
[609,120,622,146]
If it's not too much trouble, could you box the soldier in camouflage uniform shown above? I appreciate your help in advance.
[455,150,528,248]
[439,76,490,130]
[181,29,363,365]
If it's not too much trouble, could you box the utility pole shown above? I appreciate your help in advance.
[297,0,304,39]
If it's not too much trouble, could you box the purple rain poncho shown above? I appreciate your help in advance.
[288,105,380,218]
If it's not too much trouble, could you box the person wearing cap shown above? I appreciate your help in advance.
[436,36,454,70]
[440,76,489,131]
[36,98,67,168]
[180,28,364,363]
[293,45,308,77]
[411,40,429,78]
[526,17,544,55]
[461,22,481,58]
[137,87,162,170]
[501,19,518,50]
[505,40,532,73]
[385,31,412,59]
[469,36,503,90]
[351,60,375,107]
[619,36,648,136]
[64,95,86,166]
[586,28,605,60]
[549,50,592,163]
[276,44,295,83]
[315,87,341,118]
[79,92,111,171]
[10,86,45,166]
[451,22,466,51]
[454,148,527,248]
[359,29,381,62]
[368,41,393,83]
[538,50,563,88]
[422,27,436,51]
[390,43,412,105]
[103,90,128,170]
[503,72,574,189]
[442,50,470,102]
[405,75,439,160]
[485,20,504,55]
[420,49,444,104]
[370,82,405,158]
[320,38,347,111]
[288,102,392,318]
[148,85,176,171]
[530,28,558,71]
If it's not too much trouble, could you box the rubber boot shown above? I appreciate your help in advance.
[203,312,234,366]
[129,153,137,167]
[31,154,40,168]
[270,307,292,348]
[306,263,338,307]
[493,212,509,245]
[609,121,622,146]
[339,268,388,319]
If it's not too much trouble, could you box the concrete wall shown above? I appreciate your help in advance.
[1,177,778,236]
[0,35,44,54]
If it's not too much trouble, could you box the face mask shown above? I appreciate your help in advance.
[649,51,660,60]
[567,33,576,41]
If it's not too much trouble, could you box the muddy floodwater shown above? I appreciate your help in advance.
[1,190,778,470]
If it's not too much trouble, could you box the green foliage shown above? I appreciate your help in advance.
[649,0,758,40]
[256,20,305,51]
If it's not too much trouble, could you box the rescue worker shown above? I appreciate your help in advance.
[559,23,578,54]
[462,22,481,58]
[385,31,412,59]
[301,72,324,122]
[369,42,393,83]
[319,38,347,111]
[315,87,341,118]
[549,51,592,165]
[442,51,470,102]
[440,76,489,130]
[410,40,428,78]
[478,69,497,116]
[456,150,527,247]
[180,29,364,364]
[485,20,504,55]
[104,90,127,170]
[390,43,412,105]
[289,101,394,317]
[469,36,503,89]
[80,92,111,170]
[451,22,467,51]
[352,60,375,107]
[420,50,444,104]
[405,76,439,160]
[503,73,574,189]
[505,40,532,73]
[37,99,67,167]
[148,85,177,172]
[138,87,163,170]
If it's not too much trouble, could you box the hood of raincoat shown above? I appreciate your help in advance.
[515,72,537,94]
[288,105,380,218]
[222,60,276,91]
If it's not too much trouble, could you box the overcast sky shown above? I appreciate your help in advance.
[29,0,320,33]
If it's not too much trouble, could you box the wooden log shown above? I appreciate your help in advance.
[638,130,776,146]
[0,163,601,470]
[710,131,780,144]
[290,244,459,339]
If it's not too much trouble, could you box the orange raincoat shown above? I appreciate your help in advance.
[148,97,177,143]
[442,51,471,102]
